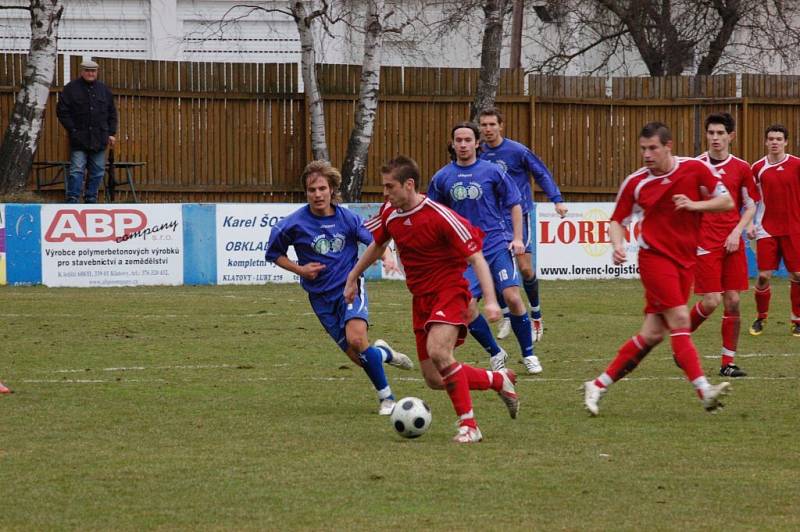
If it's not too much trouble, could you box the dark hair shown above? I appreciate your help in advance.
[639,121,672,144]
[705,112,735,133]
[448,122,481,161]
[478,107,504,124]
[301,160,342,203]
[381,155,421,191]
[765,123,789,140]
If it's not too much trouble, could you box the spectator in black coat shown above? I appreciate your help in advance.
[56,60,117,203]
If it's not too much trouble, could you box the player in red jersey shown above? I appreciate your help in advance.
[749,124,800,337]
[344,156,519,443]
[583,122,735,416]
[689,113,759,377]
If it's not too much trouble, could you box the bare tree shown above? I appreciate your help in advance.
[0,0,64,196]
[525,0,800,76]
[471,0,509,121]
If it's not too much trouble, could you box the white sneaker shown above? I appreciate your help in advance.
[532,318,543,342]
[452,425,483,443]
[497,317,512,339]
[523,355,543,374]
[702,382,731,412]
[378,398,396,416]
[489,348,508,371]
[497,368,519,419]
[375,339,413,370]
[583,380,606,416]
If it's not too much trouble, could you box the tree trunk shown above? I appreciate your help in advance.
[470,0,508,122]
[340,0,384,202]
[0,0,64,196]
[292,1,329,162]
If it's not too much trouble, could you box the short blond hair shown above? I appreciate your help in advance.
[301,160,342,203]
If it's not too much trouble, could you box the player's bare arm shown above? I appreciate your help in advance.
[672,193,734,213]
[509,204,525,255]
[274,255,326,281]
[344,240,389,303]
[725,200,756,253]
[609,221,627,265]
[466,251,501,322]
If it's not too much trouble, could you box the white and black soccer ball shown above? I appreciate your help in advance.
[390,397,432,438]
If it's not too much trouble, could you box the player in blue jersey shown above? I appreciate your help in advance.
[479,108,568,348]
[265,160,413,415]
[428,122,538,374]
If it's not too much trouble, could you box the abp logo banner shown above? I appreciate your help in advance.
[45,209,147,242]
[0,204,6,285]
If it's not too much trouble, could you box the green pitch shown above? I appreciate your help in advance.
[1,280,798,530]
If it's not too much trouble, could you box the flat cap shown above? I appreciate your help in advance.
[79,59,99,70]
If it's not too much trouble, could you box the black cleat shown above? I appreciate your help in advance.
[792,324,800,337]
[719,363,747,378]
[749,318,765,336]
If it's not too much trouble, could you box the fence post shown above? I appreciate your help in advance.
[741,96,750,163]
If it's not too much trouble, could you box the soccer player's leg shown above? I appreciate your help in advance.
[494,251,537,373]
[464,266,507,369]
[690,249,723,331]
[495,290,512,339]
[782,234,800,336]
[752,237,778,334]
[517,214,543,340]
[718,248,748,376]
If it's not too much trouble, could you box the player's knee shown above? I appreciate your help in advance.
[424,374,444,390]
[346,333,370,353]
[704,293,723,310]
[519,266,535,280]
[723,293,740,313]
[641,331,663,346]
[757,274,771,287]
[790,271,800,282]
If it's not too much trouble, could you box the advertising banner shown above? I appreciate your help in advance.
[40,204,184,287]
[0,204,5,286]
[536,202,642,280]
[216,204,297,284]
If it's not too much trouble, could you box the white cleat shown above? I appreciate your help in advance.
[583,380,606,416]
[702,382,731,413]
[497,317,512,339]
[532,318,544,342]
[489,348,509,371]
[378,398,396,416]
[523,355,543,374]
[452,425,483,443]
[497,368,519,419]
[375,339,413,370]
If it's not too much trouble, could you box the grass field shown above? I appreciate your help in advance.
[1,279,798,530]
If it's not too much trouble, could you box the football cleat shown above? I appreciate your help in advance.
[497,317,512,339]
[452,425,483,443]
[792,324,800,337]
[375,339,413,370]
[749,318,765,336]
[583,380,606,416]
[702,382,731,413]
[378,398,396,416]
[497,368,519,419]
[522,355,543,374]
[0,381,10,394]
[532,318,544,342]
[489,348,509,371]
[719,364,747,378]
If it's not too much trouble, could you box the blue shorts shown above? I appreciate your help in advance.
[308,279,369,352]
[505,211,534,254]
[465,248,519,299]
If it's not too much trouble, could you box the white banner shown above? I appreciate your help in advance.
[0,204,6,286]
[41,205,184,287]
[216,204,298,285]
[536,202,642,280]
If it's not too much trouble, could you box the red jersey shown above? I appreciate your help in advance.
[364,197,484,296]
[696,153,760,250]
[611,157,728,268]
[752,154,800,238]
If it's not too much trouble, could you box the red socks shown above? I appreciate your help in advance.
[689,301,711,331]
[459,363,499,391]
[755,285,771,320]
[440,363,476,428]
[721,311,740,366]
[598,334,655,385]
[670,328,704,382]
[791,281,800,325]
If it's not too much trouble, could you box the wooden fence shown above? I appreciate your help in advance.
[2,53,800,203]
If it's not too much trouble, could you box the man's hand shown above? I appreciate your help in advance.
[724,230,742,253]
[509,238,525,256]
[382,249,401,275]
[108,135,116,147]
[343,276,357,304]
[554,202,568,218]
[672,194,697,211]
[612,243,627,265]
[483,301,501,323]
[298,262,325,281]
[745,224,757,240]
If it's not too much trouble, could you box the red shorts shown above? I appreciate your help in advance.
[412,286,470,361]
[638,251,693,314]
[756,234,800,272]
[694,246,749,294]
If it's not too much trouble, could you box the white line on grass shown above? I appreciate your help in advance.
[52,364,241,373]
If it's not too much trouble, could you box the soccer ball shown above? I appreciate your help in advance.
[390,397,432,438]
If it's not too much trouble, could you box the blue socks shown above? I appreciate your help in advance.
[359,346,393,400]
[468,315,502,356]
[510,313,534,358]
[523,277,542,320]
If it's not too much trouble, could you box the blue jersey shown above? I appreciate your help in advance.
[265,204,372,295]
[427,159,520,256]
[480,138,563,214]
